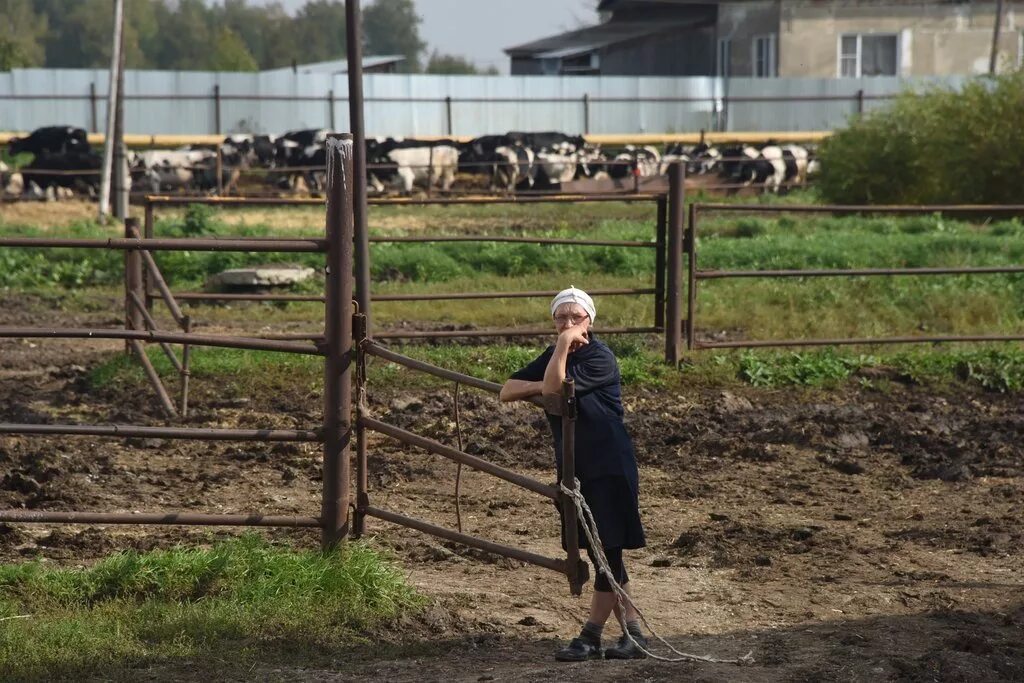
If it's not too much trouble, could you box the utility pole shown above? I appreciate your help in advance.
[98,0,125,221]
[113,11,128,220]
[990,0,1004,75]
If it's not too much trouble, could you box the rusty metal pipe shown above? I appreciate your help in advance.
[0,423,321,441]
[697,266,1024,279]
[144,194,664,207]
[360,416,559,501]
[686,203,698,352]
[170,288,656,304]
[654,196,667,328]
[373,326,661,340]
[321,134,355,549]
[127,223,187,324]
[129,339,178,418]
[0,510,321,527]
[181,316,192,417]
[0,236,327,253]
[560,378,585,596]
[665,163,685,363]
[128,292,184,372]
[363,342,503,394]
[369,235,656,248]
[361,505,566,574]
[694,203,1024,215]
[0,327,322,354]
[698,334,1024,349]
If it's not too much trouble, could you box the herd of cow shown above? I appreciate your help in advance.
[0,125,820,200]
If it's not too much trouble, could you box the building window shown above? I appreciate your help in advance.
[717,38,731,77]
[753,34,776,77]
[839,34,899,77]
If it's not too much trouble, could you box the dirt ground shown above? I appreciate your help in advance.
[1,293,1022,682]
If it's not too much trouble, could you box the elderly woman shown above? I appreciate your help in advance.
[499,287,647,662]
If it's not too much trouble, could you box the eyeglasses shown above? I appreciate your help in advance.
[553,313,590,326]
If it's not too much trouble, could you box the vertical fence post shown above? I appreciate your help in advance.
[654,195,667,329]
[560,378,586,596]
[89,82,98,133]
[180,315,192,417]
[143,201,155,315]
[346,0,372,334]
[426,145,434,198]
[856,88,865,117]
[582,93,590,135]
[328,89,336,130]
[686,203,698,352]
[213,84,222,135]
[215,147,224,196]
[353,312,368,538]
[124,218,144,356]
[445,95,453,136]
[665,163,685,364]
[322,133,355,550]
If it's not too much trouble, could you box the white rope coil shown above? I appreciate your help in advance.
[560,478,755,665]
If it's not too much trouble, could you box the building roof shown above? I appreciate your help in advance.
[504,18,707,57]
[261,55,404,75]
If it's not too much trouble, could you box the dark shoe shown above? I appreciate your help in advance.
[604,632,649,660]
[554,637,603,662]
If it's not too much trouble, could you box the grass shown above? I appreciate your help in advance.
[89,341,1024,396]
[0,535,422,680]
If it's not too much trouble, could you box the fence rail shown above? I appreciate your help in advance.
[685,202,1024,350]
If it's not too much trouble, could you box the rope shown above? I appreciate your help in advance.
[560,478,754,665]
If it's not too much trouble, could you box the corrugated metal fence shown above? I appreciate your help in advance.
[0,68,966,137]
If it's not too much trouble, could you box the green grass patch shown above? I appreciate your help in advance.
[90,341,1024,397]
[684,345,1024,392]
[0,535,422,679]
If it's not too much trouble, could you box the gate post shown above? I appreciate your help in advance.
[665,162,685,364]
[654,195,667,329]
[124,217,144,354]
[143,201,155,315]
[561,378,587,596]
[686,203,698,351]
[353,312,368,538]
[322,133,355,549]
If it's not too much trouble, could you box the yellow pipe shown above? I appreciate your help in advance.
[0,130,832,148]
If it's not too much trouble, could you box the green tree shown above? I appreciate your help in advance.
[363,0,425,72]
[0,0,47,69]
[818,69,1024,205]
[210,26,258,71]
[424,50,497,75]
[291,0,347,65]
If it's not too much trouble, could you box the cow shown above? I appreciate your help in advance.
[135,149,216,193]
[17,150,103,197]
[8,126,90,157]
[367,138,459,194]
[609,145,661,180]
[492,144,535,192]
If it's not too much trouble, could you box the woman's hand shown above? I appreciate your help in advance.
[557,323,590,353]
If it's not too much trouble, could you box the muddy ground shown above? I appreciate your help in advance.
[0,293,1022,682]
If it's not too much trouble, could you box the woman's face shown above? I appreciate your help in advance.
[553,302,592,334]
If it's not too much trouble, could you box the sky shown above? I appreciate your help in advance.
[242,0,599,73]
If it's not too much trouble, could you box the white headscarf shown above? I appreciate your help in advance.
[550,286,596,324]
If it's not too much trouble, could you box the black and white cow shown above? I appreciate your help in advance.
[8,126,91,157]
[366,138,459,194]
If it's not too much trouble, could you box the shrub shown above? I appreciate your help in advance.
[818,69,1024,205]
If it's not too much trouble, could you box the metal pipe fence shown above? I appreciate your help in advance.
[141,178,684,358]
[685,203,1024,350]
[0,136,350,543]
[355,331,588,595]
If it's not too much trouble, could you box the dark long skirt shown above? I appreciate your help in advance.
[560,475,646,552]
